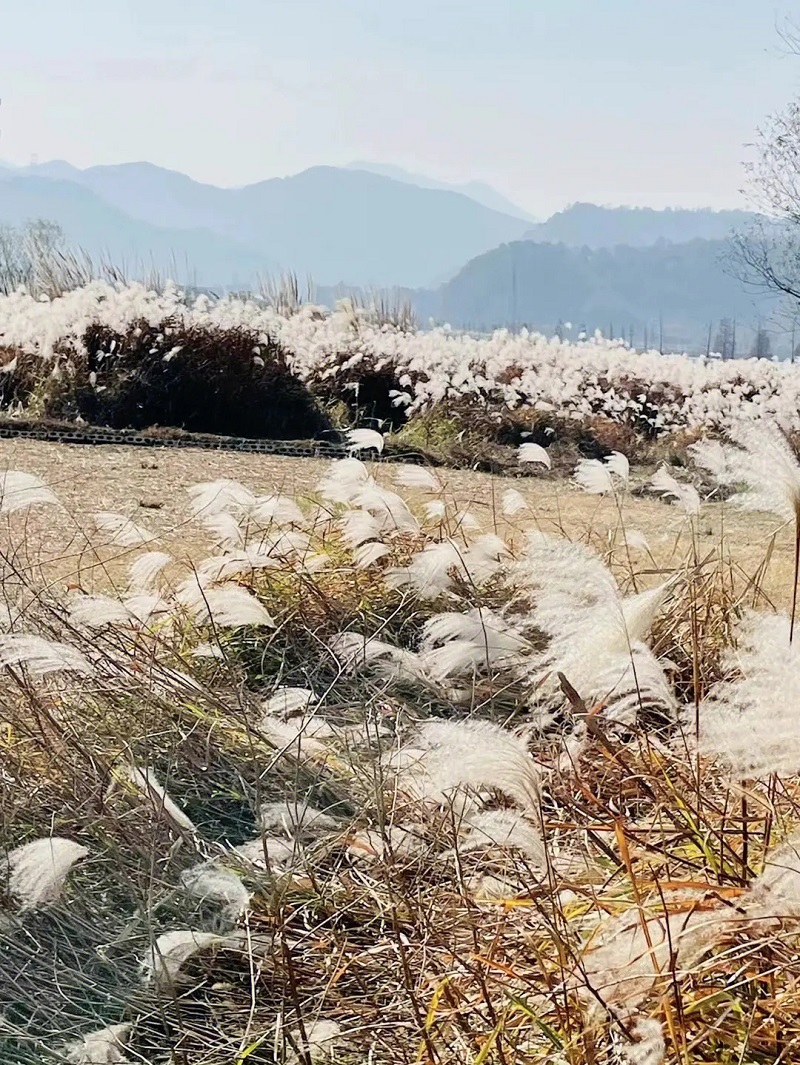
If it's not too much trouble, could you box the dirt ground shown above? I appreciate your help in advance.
[0,438,793,607]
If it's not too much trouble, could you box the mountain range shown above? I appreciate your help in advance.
[0,158,776,351]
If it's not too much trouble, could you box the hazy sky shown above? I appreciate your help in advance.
[1,0,798,215]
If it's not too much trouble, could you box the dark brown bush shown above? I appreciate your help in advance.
[70,318,330,438]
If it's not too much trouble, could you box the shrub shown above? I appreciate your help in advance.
[70,319,330,438]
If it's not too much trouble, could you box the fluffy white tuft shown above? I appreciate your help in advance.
[346,428,385,453]
[0,634,93,676]
[518,442,551,468]
[386,719,541,811]
[650,465,701,516]
[93,512,157,547]
[0,471,60,514]
[6,837,89,910]
[123,765,195,833]
[179,863,251,920]
[128,550,172,592]
[62,1022,133,1064]
[501,487,528,516]
[394,465,442,491]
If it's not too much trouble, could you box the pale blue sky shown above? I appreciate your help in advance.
[0,0,797,214]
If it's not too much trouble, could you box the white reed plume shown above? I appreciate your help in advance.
[328,631,424,681]
[179,578,275,629]
[68,593,168,629]
[284,1019,343,1065]
[317,457,372,505]
[347,824,426,863]
[353,541,391,568]
[251,493,305,526]
[68,594,133,628]
[0,470,60,514]
[143,929,230,987]
[394,464,442,491]
[424,499,447,520]
[386,719,541,811]
[338,508,383,547]
[179,863,251,921]
[123,765,195,833]
[688,437,735,480]
[576,903,728,1014]
[623,528,650,553]
[724,421,800,522]
[62,1022,132,1064]
[196,547,278,582]
[698,611,800,777]
[128,550,171,592]
[93,512,157,547]
[649,465,701,516]
[261,687,318,719]
[574,451,629,494]
[501,487,528,516]
[420,608,532,681]
[261,715,336,759]
[187,479,256,517]
[350,483,419,533]
[518,442,551,468]
[5,837,89,910]
[616,1018,666,1065]
[346,427,385,453]
[235,835,302,872]
[259,800,340,839]
[386,540,463,599]
[199,511,245,550]
[741,829,800,923]
[191,642,224,659]
[456,809,546,866]
[0,633,93,676]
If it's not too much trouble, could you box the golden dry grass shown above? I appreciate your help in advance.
[0,437,792,607]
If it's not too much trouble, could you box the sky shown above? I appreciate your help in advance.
[0,0,798,216]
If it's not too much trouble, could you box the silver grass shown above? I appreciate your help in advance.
[0,633,93,676]
[698,612,800,777]
[199,511,245,549]
[576,904,727,1014]
[123,765,195,834]
[261,715,336,758]
[196,547,278,582]
[5,837,89,910]
[259,801,340,838]
[616,1017,666,1065]
[187,478,256,517]
[235,834,303,872]
[62,1022,132,1064]
[127,550,171,592]
[518,442,551,468]
[394,465,442,491]
[385,540,463,598]
[455,809,546,867]
[251,493,305,526]
[350,484,419,533]
[649,465,701,516]
[725,421,800,523]
[386,719,541,811]
[353,541,391,568]
[688,438,734,480]
[347,824,426,862]
[261,686,318,719]
[346,427,385,453]
[424,499,447,520]
[181,581,275,629]
[93,511,157,547]
[338,508,383,547]
[143,929,230,987]
[317,458,372,505]
[501,487,528,516]
[179,863,251,920]
[0,470,60,514]
[741,829,800,923]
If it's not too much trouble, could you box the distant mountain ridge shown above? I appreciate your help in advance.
[0,161,531,288]
[344,162,538,222]
[407,238,776,353]
[526,202,759,248]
